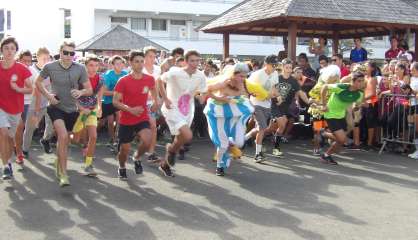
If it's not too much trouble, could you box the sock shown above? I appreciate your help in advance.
[85,156,93,166]
[256,144,262,154]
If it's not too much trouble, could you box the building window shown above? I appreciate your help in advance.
[64,9,71,38]
[131,18,146,30]
[171,20,186,25]
[0,9,4,32]
[6,10,11,30]
[373,36,383,41]
[111,17,128,24]
[152,19,167,31]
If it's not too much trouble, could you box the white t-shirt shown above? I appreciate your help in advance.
[24,66,38,105]
[143,65,161,80]
[29,65,51,110]
[248,69,279,108]
[161,67,207,118]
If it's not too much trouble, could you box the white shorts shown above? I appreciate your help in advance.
[162,106,194,136]
[0,109,20,138]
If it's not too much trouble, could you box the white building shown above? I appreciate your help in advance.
[2,0,392,59]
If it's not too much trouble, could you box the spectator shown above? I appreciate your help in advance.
[309,37,329,71]
[297,53,316,80]
[350,38,368,63]
[385,36,404,60]
[331,54,350,77]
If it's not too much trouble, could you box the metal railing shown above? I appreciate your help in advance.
[379,93,417,154]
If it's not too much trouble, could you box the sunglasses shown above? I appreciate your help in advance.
[331,59,338,62]
[62,50,76,57]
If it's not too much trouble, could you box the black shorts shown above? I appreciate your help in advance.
[118,121,150,144]
[102,103,118,118]
[362,103,379,128]
[47,106,79,131]
[271,103,299,119]
[326,118,347,132]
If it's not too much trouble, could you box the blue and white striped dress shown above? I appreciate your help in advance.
[204,96,254,168]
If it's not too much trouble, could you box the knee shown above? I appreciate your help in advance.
[57,133,69,143]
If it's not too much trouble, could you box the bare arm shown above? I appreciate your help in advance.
[11,77,33,94]
[297,90,310,105]
[320,84,329,106]
[35,75,57,104]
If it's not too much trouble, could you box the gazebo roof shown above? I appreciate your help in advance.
[201,0,418,39]
[76,25,168,51]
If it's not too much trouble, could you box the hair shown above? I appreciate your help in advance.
[293,66,303,72]
[352,71,365,81]
[318,55,328,63]
[176,57,185,64]
[297,53,309,62]
[396,62,407,76]
[128,50,145,62]
[36,47,50,57]
[354,37,362,42]
[85,54,101,65]
[184,50,200,61]
[18,50,32,60]
[1,36,19,51]
[281,58,293,65]
[143,46,157,56]
[224,57,235,65]
[171,47,184,57]
[59,40,76,51]
[390,36,398,42]
[109,55,125,65]
[333,53,343,60]
[319,37,328,46]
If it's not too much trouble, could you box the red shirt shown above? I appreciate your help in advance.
[385,48,404,59]
[89,74,100,90]
[0,61,32,114]
[114,73,155,125]
[340,67,350,78]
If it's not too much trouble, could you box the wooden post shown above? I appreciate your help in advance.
[287,22,297,62]
[415,30,418,61]
[223,33,230,60]
[332,31,339,55]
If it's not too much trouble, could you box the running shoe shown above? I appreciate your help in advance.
[59,175,70,187]
[254,152,266,163]
[118,168,128,181]
[216,167,225,176]
[2,166,12,180]
[147,153,160,163]
[272,148,283,157]
[40,139,53,154]
[16,154,24,165]
[83,165,97,177]
[22,151,29,159]
[159,164,174,177]
[320,154,338,165]
[133,160,143,174]
[313,149,321,156]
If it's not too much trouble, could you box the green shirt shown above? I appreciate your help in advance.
[324,84,363,119]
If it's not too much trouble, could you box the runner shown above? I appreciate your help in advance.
[35,40,92,187]
[22,47,54,157]
[204,63,254,176]
[15,50,35,164]
[0,36,33,179]
[113,50,158,180]
[72,55,104,177]
[102,55,128,152]
[319,72,365,165]
[158,50,207,177]
[362,61,379,151]
[142,46,162,163]
[271,59,310,156]
[161,47,184,73]
[244,55,279,163]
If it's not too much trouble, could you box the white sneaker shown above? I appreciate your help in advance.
[408,150,418,159]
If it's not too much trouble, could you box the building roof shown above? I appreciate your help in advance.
[201,0,418,39]
[76,25,168,51]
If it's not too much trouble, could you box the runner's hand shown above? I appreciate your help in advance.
[82,108,91,115]
[164,99,173,109]
[96,108,102,118]
[71,89,83,99]
[129,106,144,116]
[48,94,60,105]
[10,82,20,93]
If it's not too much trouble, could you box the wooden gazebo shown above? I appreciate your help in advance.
[200,0,418,61]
